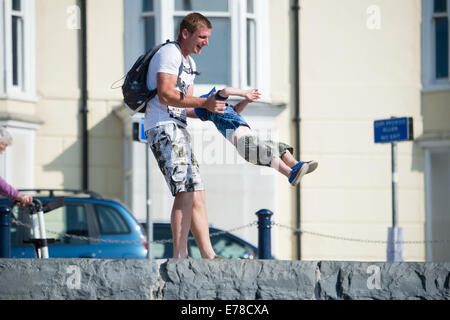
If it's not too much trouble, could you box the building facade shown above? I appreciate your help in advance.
[0,0,448,261]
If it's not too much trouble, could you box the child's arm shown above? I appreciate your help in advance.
[218,88,260,114]
[218,87,260,100]
[233,99,251,114]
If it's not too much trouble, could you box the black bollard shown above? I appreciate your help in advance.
[255,209,273,259]
[0,206,11,258]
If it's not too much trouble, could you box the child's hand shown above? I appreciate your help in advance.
[244,89,261,102]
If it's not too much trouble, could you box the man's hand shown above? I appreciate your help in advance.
[204,93,226,114]
[15,193,33,207]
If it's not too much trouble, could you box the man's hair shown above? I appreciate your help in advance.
[0,127,13,146]
[177,12,212,42]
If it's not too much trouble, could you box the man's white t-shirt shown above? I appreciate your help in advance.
[144,42,196,133]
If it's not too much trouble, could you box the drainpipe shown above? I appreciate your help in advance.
[292,0,301,260]
[80,0,88,191]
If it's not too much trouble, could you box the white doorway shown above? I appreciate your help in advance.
[426,148,450,261]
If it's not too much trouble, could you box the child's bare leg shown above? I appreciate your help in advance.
[232,126,253,146]
[270,157,292,178]
[233,127,294,177]
[281,150,298,168]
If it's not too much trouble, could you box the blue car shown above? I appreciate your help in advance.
[1,190,148,259]
[2,189,258,259]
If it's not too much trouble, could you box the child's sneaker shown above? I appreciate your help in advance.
[288,160,318,186]
[306,160,318,174]
[289,162,309,186]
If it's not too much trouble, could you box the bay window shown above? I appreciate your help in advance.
[125,0,270,100]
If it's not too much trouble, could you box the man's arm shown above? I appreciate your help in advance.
[185,84,198,118]
[157,73,226,113]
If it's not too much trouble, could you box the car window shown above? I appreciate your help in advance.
[211,235,250,258]
[10,204,89,246]
[43,204,89,245]
[151,225,173,259]
[188,238,202,259]
[94,204,130,235]
[189,234,254,259]
[10,206,20,245]
[149,224,256,259]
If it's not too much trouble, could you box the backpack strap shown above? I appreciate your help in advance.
[147,40,200,100]
[146,40,177,98]
[187,57,200,76]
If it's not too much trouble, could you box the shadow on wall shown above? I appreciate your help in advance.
[41,106,125,201]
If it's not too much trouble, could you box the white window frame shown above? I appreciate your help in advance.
[0,0,36,101]
[244,5,257,88]
[141,1,159,52]
[124,0,271,102]
[422,0,450,92]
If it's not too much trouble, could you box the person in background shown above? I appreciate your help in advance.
[0,127,33,206]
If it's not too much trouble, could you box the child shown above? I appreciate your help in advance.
[188,87,318,186]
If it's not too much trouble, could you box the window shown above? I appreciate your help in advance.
[246,0,256,87]
[95,204,130,235]
[434,0,449,79]
[150,224,257,259]
[11,0,24,87]
[190,234,256,259]
[142,0,156,51]
[174,0,231,86]
[42,204,89,245]
[125,0,270,99]
[10,206,21,245]
[423,0,450,90]
[151,224,173,259]
[0,0,36,100]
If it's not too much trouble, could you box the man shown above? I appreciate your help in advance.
[144,13,226,259]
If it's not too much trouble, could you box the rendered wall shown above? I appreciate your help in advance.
[34,0,125,200]
[297,0,424,261]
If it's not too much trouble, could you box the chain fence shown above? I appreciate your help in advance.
[272,222,450,245]
[10,217,450,246]
[10,217,258,246]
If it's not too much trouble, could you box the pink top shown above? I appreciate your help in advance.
[0,176,19,200]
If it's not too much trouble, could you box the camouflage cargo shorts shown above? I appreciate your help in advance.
[146,123,204,196]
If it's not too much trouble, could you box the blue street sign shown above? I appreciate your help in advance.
[139,117,146,142]
[374,117,413,143]
[132,117,147,143]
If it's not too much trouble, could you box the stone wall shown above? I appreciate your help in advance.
[0,259,448,300]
